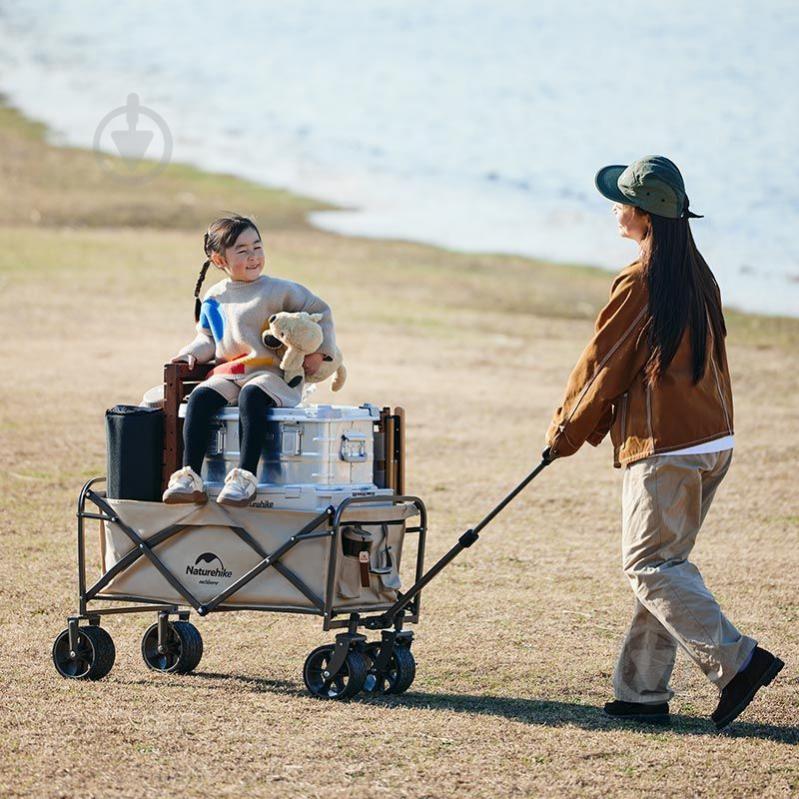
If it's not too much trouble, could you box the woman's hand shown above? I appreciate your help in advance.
[303,352,324,376]
[171,354,197,369]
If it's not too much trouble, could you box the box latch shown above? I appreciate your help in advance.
[281,424,302,456]
[340,432,368,462]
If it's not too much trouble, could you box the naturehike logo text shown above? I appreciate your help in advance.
[186,552,232,582]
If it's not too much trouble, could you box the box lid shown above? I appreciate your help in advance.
[179,402,381,421]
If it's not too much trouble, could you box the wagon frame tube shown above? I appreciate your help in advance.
[74,478,427,636]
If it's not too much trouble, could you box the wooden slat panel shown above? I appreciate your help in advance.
[395,406,406,495]
[161,361,213,491]
[385,413,396,493]
[162,363,181,491]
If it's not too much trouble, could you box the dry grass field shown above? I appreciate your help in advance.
[1,99,797,799]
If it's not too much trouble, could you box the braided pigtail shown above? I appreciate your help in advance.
[194,258,211,322]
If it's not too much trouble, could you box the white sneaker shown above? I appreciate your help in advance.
[162,466,207,504]
[216,467,258,507]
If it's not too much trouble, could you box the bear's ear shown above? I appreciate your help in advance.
[309,313,323,323]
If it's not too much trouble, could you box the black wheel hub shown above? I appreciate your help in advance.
[303,644,367,700]
[141,623,182,672]
[53,631,93,678]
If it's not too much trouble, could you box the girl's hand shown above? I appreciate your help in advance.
[303,352,324,376]
[171,354,197,369]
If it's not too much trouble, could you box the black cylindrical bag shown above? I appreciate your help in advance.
[105,405,164,501]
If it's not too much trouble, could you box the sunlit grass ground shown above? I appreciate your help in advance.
[1,99,797,799]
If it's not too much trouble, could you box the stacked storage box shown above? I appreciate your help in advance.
[180,402,396,510]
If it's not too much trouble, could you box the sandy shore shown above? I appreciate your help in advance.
[1,98,797,799]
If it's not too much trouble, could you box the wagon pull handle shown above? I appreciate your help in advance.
[465,450,554,542]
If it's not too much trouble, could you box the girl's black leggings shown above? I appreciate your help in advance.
[182,384,275,476]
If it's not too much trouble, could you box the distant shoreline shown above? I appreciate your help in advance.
[1,94,798,350]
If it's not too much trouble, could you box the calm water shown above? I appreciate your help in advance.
[1,0,797,315]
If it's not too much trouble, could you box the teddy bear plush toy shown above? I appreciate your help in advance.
[262,311,347,391]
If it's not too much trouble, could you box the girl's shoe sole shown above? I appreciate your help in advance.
[163,491,207,504]
[215,495,255,507]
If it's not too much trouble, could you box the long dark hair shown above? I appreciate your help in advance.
[194,214,261,321]
[637,206,726,385]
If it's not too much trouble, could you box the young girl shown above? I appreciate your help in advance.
[163,214,337,507]
[545,156,783,730]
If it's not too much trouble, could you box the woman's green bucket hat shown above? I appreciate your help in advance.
[595,155,703,219]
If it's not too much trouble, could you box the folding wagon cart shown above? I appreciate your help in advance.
[52,361,428,699]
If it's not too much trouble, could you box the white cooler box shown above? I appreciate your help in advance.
[179,403,382,494]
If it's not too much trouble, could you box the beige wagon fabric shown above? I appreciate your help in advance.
[100,498,410,610]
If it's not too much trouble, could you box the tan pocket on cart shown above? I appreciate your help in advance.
[337,527,374,598]
[338,524,403,600]
[370,523,401,592]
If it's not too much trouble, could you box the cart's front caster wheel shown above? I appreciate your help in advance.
[141,621,203,674]
[303,645,368,700]
[52,626,116,680]
[363,642,416,695]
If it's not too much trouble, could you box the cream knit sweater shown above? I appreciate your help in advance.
[178,275,336,379]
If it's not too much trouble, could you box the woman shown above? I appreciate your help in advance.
[544,155,783,729]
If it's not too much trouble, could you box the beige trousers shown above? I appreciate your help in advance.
[612,450,757,704]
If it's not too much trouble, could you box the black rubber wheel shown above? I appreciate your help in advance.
[52,625,116,680]
[363,642,416,695]
[141,620,203,674]
[303,644,368,700]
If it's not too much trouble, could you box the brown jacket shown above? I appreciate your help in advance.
[546,259,734,467]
